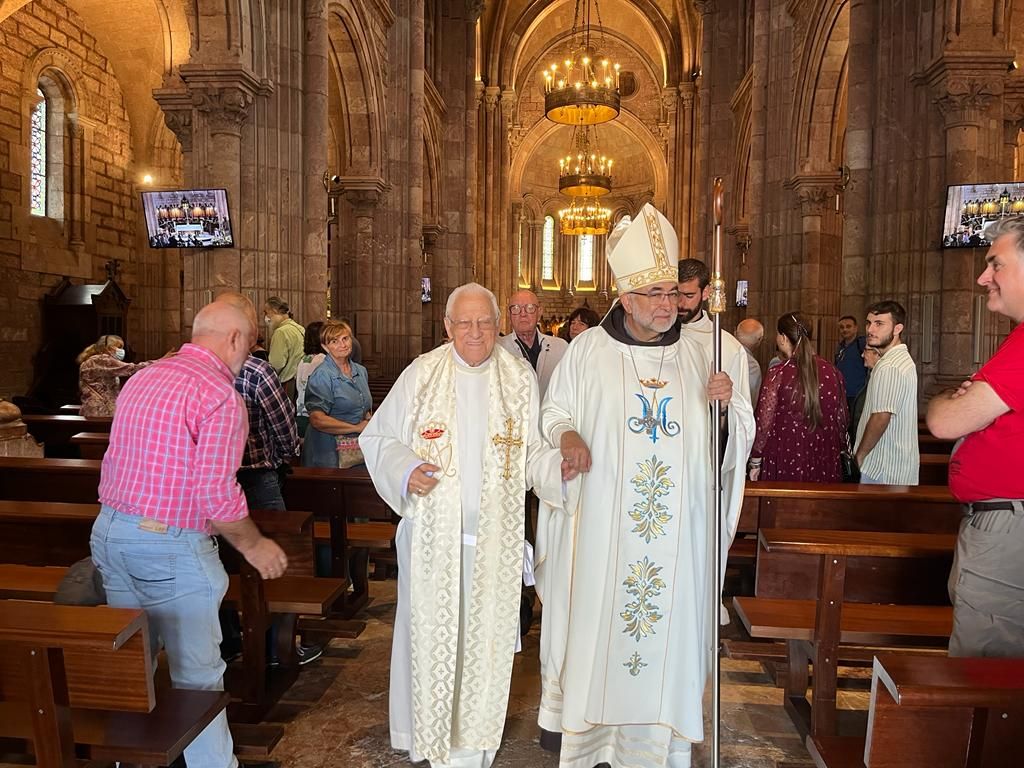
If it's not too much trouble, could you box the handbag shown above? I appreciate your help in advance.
[840,432,860,483]
[336,435,364,469]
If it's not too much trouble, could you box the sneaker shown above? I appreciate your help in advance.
[296,642,324,665]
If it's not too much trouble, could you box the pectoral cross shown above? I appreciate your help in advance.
[491,417,523,481]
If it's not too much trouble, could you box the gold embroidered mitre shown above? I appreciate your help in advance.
[606,203,679,294]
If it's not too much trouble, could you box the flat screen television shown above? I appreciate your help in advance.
[141,188,234,248]
[735,279,749,308]
[942,182,1024,248]
[421,277,432,303]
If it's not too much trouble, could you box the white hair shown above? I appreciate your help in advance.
[445,282,500,320]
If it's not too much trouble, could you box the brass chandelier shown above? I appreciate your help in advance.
[541,0,620,126]
[558,196,613,236]
[558,125,612,197]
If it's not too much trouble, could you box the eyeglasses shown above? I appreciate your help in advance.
[509,303,539,315]
[629,289,680,305]
[447,317,498,333]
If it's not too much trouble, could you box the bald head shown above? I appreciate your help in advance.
[735,318,764,351]
[192,301,256,376]
[213,290,259,334]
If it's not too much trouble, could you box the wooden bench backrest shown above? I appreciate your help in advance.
[745,482,962,533]
[0,600,154,712]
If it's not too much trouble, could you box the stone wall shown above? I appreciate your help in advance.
[0,0,136,398]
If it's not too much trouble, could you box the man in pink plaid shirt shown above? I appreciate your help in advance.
[90,299,287,767]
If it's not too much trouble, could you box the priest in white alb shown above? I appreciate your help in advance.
[535,204,755,768]
[360,282,566,768]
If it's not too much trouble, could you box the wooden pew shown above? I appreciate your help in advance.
[741,482,962,534]
[809,654,1024,768]
[0,498,344,738]
[57,404,80,415]
[733,528,955,741]
[919,434,956,454]
[69,431,108,460]
[0,599,229,766]
[20,415,112,458]
[918,454,949,486]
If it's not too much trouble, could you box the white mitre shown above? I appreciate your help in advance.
[605,203,679,294]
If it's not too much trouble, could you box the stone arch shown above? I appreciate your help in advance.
[489,0,684,89]
[422,117,442,226]
[509,110,669,208]
[793,0,849,173]
[328,1,385,175]
[22,48,84,118]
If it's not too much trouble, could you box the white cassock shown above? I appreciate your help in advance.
[535,319,754,768]
[360,343,563,768]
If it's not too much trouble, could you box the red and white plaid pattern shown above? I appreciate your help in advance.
[99,343,250,533]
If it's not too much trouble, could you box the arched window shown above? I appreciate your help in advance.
[542,215,555,282]
[30,88,47,217]
[540,217,557,282]
[30,73,68,222]
[577,234,594,283]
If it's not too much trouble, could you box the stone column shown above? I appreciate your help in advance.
[788,175,841,338]
[407,0,426,362]
[303,0,330,323]
[841,0,876,318]
[927,58,1008,378]
[676,82,696,255]
[341,180,386,375]
[480,85,500,286]
[498,88,517,310]
[745,0,769,321]
[422,222,445,347]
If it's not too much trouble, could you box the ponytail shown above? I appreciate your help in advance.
[778,312,822,429]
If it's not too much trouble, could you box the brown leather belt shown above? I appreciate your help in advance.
[969,500,1023,513]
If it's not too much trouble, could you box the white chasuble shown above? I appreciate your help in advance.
[535,326,754,768]
[360,343,562,766]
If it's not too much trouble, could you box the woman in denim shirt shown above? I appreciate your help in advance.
[301,320,373,467]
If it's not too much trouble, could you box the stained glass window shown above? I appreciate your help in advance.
[578,234,594,282]
[30,88,46,217]
[542,215,555,281]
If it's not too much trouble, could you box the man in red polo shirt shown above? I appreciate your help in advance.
[90,300,288,766]
[927,216,1024,657]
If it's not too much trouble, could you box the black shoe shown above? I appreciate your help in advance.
[297,642,324,665]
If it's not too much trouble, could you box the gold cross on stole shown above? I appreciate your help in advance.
[491,417,523,480]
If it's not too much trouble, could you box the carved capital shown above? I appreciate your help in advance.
[339,176,389,213]
[694,0,716,14]
[661,87,678,115]
[422,223,446,253]
[500,88,517,122]
[508,123,527,152]
[153,87,194,152]
[934,78,1001,127]
[484,85,500,112]
[467,0,485,22]
[193,85,254,136]
[786,173,839,217]
[678,81,696,111]
[178,64,262,137]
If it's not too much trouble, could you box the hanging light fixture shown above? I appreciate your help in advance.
[559,196,612,236]
[558,125,613,197]
[541,0,620,126]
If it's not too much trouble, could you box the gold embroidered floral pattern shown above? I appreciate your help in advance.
[620,556,667,641]
[628,455,675,542]
[623,651,648,677]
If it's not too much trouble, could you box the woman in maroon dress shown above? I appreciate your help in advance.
[748,312,849,482]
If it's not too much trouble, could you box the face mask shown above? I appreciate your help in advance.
[264,316,272,325]
[113,348,125,361]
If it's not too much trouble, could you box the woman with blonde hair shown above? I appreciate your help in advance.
[76,335,153,417]
[301,319,372,467]
[748,312,848,482]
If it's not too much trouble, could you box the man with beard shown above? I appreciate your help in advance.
[853,300,919,484]
[535,204,755,768]
[677,258,751,406]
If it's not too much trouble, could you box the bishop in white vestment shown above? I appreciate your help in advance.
[535,206,755,768]
[360,283,564,768]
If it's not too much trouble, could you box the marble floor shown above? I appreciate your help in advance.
[260,581,867,768]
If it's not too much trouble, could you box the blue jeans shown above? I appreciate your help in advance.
[89,506,237,768]
[237,467,286,511]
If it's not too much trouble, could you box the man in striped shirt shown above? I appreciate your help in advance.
[854,300,919,485]
[90,300,288,767]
